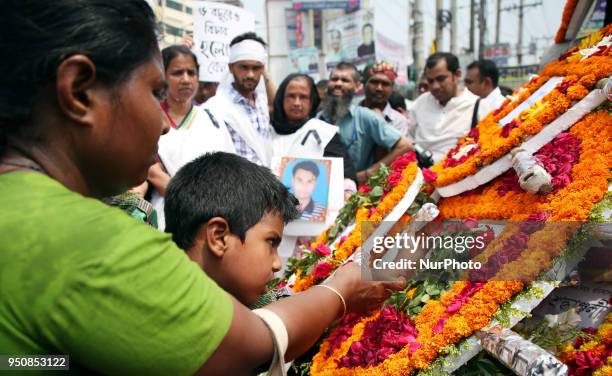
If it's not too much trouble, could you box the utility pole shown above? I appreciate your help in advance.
[435,0,444,51]
[495,0,501,44]
[479,0,486,59]
[517,0,524,65]
[413,0,425,76]
[469,0,476,56]
[499,1,542,65]
[451,0,458,54]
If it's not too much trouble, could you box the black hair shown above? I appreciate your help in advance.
[425,52,460,74]
[165,152,299,249]
[0,0,159,156]
[362,23,373,31]
[162,45,200,73]
[230,32,267,47]
[316,79,329,89]
[271,74,320,135]
[292,160,320,178]
[388,91,407,111]
[466,59,500,87]
[333,61,360,83]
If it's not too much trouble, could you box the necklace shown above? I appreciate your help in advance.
[161,100,197,130]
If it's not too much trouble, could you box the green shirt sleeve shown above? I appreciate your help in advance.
[0,173,233,376]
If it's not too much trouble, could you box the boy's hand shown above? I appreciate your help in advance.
[327,262,405,314]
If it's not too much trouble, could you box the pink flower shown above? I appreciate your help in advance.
[387,170,404,186]
[314,243,331,257]
[349,341,364,353]
[395,333,417,347]
[390,152,417,171]
[573,350,604,375]
[556,79,576,94]
[338,235,348,246]
[422,168,438,183]
[462,217,479,230]
[467,127,479,139]
[552,174,572,191]
[312,262,333,279]
[433,316,447,333]
[500,120,520,138]
[377,347,396,362]
[526,211,549,222]
[409,341,422,354]
[446,300,463,314]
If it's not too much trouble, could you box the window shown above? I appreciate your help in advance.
[166,0,182,11]
[186,6,192,14]
[164,23,183,37]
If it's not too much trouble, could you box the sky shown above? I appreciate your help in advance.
[242,0,567,66]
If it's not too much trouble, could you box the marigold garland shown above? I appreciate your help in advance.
[438,110,612,221]
[311,281,524,375]
[310,106,611,374]
[430,25,612,189]
[555,0,579,44]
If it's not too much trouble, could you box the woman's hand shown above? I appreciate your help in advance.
[128,181,149,199]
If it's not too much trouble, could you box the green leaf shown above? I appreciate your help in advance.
[370,186,384,198]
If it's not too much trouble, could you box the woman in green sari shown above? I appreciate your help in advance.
[0,1,402,375]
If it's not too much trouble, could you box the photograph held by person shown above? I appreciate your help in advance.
[271,73,357,192]
[319,62,412,185]
[408,52,491,164]
[0,1,403,375]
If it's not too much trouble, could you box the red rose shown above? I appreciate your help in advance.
[358,184,372,194]
[387,170,404,186]
[314,243,331,257]
[312,262,333,279]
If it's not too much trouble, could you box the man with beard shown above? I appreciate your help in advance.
[319,62,412,184]
[205,32,273,166]
[408,52,491,164]
[359,59,409,135]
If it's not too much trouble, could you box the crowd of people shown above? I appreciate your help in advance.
[0,0,515,374]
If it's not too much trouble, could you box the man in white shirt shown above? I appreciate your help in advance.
[408,53,491,164]
[359,59,410,136]
[205,32,273,166]
[464,59,507,110]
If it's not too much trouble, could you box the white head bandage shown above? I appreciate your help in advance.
[229,39,267,64]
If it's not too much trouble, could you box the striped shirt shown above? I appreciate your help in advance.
[300,200,326,221]
[226,86,271,165]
